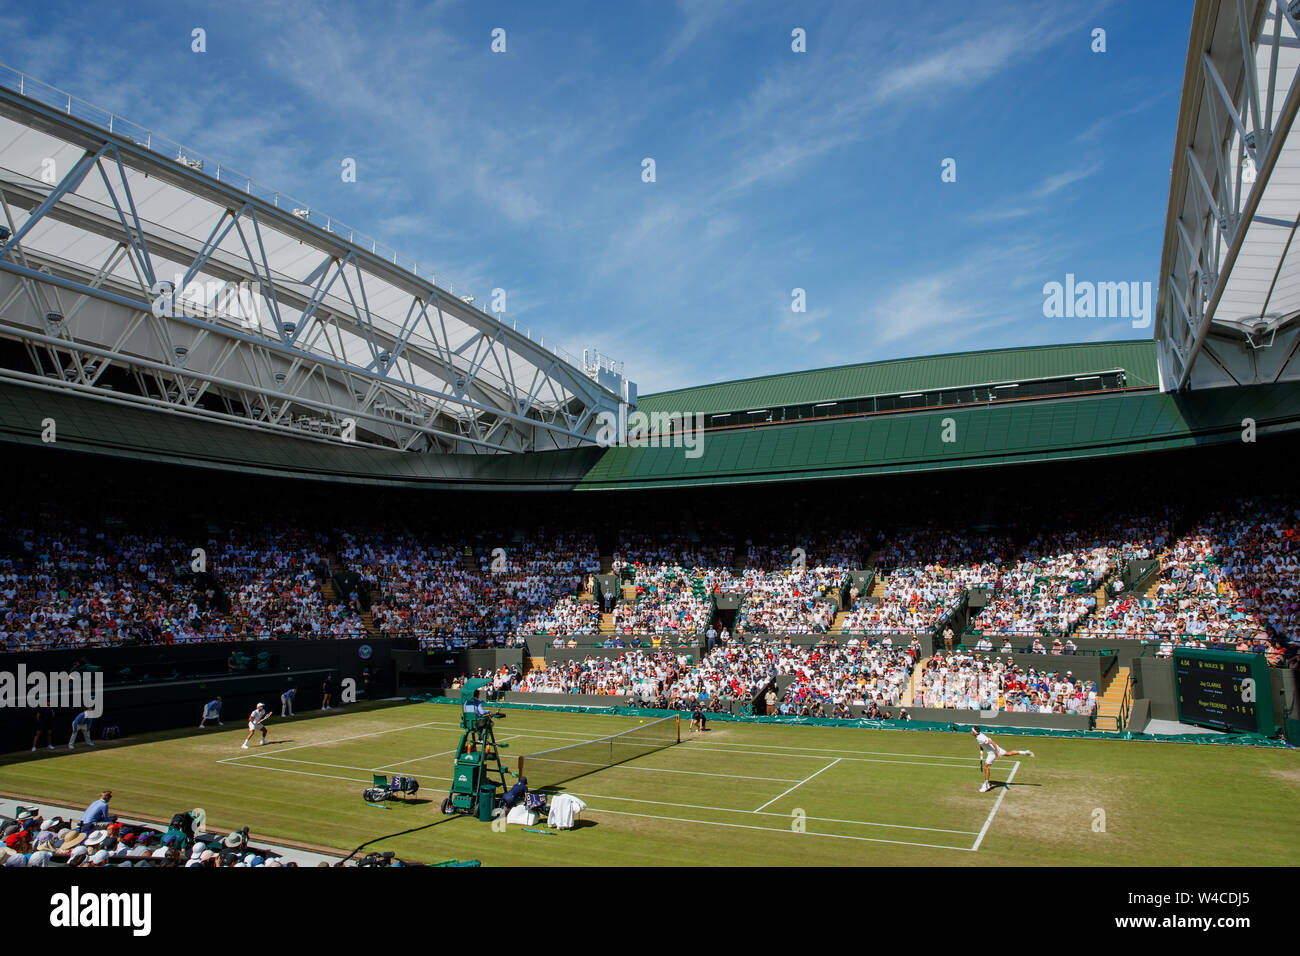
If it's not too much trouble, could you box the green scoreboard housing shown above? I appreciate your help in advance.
[1173,647,1275,735]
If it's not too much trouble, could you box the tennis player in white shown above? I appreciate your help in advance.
[241,703,270,749]
[972,726,1033,792]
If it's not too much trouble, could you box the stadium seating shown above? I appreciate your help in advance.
[2,497,1294,684]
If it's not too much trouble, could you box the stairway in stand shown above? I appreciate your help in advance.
[830,610,847,634]
[903,658,928,707]
[1096,666,1131,731]
[358,609,380,638]
[323,562,380,638]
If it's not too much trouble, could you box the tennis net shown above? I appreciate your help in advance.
[517,715,681,793]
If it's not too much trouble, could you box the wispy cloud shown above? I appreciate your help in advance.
[655,0,743,68]
[966,160,1105,225]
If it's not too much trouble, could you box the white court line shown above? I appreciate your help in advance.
[754,758,841,812]
[462,714,978,763]
[220,716,801,785]
[971,760,1019,852]
[688,737,975,762]
[379,749,457,769]
[695,743,983,771]
[236,755,383,773]
[376,735,519,770]
[231,745,796,785]
[216,756,975,839]
[414,719,978,771]
[398,711,979,765]
[221,718,444,761]
[541,760,801,784]
[558,790,978,835]
[226,735,521,775]
[588,806,972,851]
[409,716,979,768]
[215,758,368,785]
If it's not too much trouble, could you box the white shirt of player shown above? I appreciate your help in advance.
[248,705,268,729]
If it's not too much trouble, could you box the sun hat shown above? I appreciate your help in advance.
[59,831,86,852]
[85,830,108,847]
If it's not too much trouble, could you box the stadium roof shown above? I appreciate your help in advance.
[5,370,1297,491]
[0,68,628,456]
[1156,0,1300,391]
[636,341,1159,417]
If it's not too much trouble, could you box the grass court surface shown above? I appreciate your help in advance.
[2,701,1296,866]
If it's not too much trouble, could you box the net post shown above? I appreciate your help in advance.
[674,714,680,743]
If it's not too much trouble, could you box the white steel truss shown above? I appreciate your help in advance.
[1156,0,1300,391]
[0,69,630,454]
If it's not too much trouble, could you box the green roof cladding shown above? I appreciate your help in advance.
[3,341,1295,493]
[575,382,1300,489]
[635,340,1159,416]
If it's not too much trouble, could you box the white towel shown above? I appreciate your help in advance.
[546,793,588,829]
[506,805,537,826]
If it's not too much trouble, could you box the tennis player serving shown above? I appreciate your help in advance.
[971,726,1033,792]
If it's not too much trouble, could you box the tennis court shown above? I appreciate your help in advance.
[218,709,1000,852]
[3,701,1297,866]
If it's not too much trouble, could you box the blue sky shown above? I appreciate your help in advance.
[3,0,1193,394]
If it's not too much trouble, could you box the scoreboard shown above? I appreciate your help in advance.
[1173,647,1274,734]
